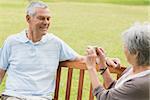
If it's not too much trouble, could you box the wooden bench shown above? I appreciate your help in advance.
[54,61,126,100]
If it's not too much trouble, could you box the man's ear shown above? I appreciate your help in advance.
[26,15,31,23]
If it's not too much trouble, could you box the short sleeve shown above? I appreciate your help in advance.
[59,39,79,61]
[0,39,11,70]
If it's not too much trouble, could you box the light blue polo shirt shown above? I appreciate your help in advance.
[0,30,78,97]
[0,48,1,56]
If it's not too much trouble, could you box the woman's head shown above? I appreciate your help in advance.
[122,23,150,66]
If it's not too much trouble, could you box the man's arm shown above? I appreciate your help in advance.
[0,68,6,85]
[74,55,86,63]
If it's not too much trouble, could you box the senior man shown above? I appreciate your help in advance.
[0,1,84,100]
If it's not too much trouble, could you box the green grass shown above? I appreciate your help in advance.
[0,0,149,99]
[42,0,150,5]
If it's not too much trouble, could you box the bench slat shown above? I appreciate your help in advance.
[77,69,85,100]
[54,67,61,100]
[65,68,73,100]
[89,84,94,100]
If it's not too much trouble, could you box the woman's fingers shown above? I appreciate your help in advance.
[106,58,121,68]
[112,58,121,68]
[85,48,97,69]
[106,59,116,67]
[87,46,97,56]
[96,47,105,57]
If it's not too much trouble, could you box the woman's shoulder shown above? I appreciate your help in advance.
[133,73,150,86]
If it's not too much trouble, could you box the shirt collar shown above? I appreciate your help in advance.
[115,68,150,88]
[18,29,48,44]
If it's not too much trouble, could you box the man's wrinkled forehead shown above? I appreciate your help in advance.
[34,8,52,17]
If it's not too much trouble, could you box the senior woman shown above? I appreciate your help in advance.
[85,23,150,100]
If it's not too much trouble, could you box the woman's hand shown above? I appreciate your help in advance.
[96,47,121,68]
[85,47,97,70]
[96,47,107,68]
[106,58,121,68]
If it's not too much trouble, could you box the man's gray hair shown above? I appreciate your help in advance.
[122,22,150,66]
[26,1,48,16]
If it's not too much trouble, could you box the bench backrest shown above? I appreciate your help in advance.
[54,61,126,100]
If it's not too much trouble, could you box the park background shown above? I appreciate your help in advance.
[0,0,149,99]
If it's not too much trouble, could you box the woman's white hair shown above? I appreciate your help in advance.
[122,22,150,66]
[26,1,48,16]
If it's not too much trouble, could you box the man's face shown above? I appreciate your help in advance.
[27,8,51,36]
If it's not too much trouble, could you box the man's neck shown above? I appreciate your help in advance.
[26,31,42,43]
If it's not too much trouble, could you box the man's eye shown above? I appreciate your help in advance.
[47,18,50,21]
